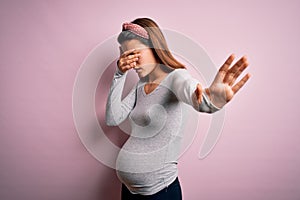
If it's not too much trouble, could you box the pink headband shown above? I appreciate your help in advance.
[122,22,149,39]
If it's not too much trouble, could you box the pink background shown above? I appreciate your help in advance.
[1,0,300,199]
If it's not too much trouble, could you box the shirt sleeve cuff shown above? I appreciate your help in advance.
[115,66,126,77]
[202,91,221,113]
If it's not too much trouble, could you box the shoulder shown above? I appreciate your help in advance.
[169,68,191,80]
[161,68,193,89]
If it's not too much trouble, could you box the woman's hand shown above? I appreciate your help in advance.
[117,47,141,73]
[194,54,251,108]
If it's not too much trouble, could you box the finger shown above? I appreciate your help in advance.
[119,57,138,67]
[126,53,141,60]
[232,73,251,94]
[124,57,139,66]
[213,54,235,84]
[121,48,135,57]
[121,49,140,58]
[228,56,247,73]
[228,61,249,86]
[194,84,203,104]
[224,56,247,84]
[130,61,136,68]
[218,54,235,73]
[120,62,135,72]
[122,57,139,70]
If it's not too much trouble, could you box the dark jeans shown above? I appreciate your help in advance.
[121,177,182,200]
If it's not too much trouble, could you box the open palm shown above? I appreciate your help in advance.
[195,54,251,108]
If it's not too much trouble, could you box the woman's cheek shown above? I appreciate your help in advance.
[137,56,143,65]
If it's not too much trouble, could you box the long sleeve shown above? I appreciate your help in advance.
[105,68,137,126]
[170,69,220,113]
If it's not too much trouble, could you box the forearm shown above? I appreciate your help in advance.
[105,68,136,126]
[171,69,220,113]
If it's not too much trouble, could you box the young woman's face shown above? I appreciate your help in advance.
[120,39,158,78]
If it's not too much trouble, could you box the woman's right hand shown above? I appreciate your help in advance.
[117,47,141,73]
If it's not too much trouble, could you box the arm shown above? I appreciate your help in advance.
[106,47,141,126]
[171,69,220,113]
[105,68,137,126]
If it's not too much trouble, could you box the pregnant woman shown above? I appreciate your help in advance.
[106,17,250,200]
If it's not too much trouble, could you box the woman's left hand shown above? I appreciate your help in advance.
[195,54,251,108]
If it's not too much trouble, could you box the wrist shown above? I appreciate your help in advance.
[205,88,211,99]
[204,88,223,109]
[116,60,126,74]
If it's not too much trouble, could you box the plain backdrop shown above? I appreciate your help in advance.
[1,0,300,200]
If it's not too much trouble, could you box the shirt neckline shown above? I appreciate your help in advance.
[141,69,179,97]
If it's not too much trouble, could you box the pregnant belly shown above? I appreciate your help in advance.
[116,161,178,194]
[116,134,181,192]
[116,133,181,173]
[116,143,167,174]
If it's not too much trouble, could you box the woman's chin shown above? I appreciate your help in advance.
[137,73,144,78]
[136,71,145,78]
